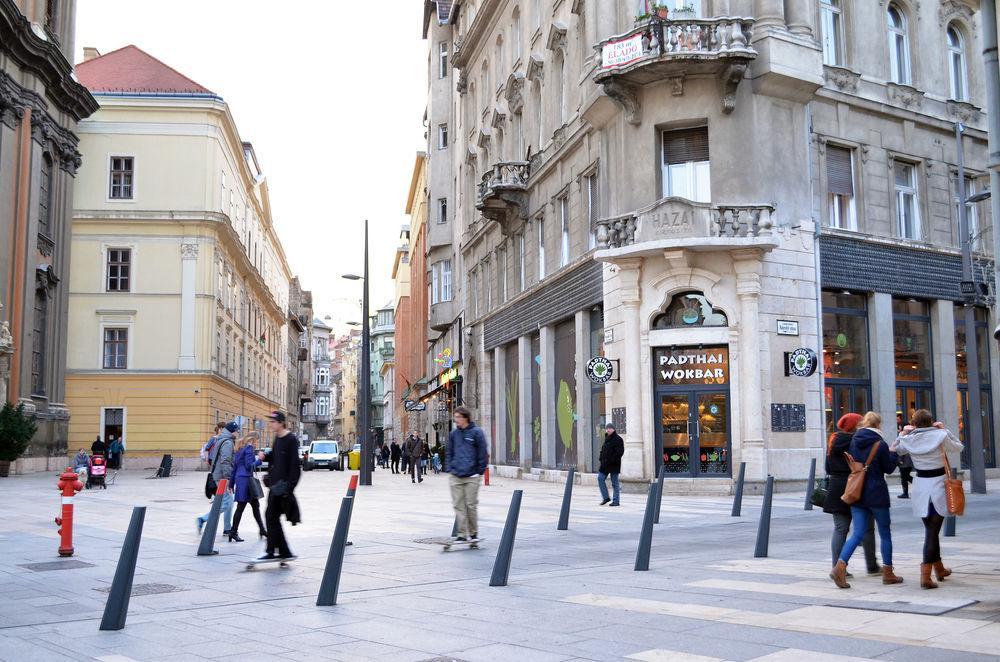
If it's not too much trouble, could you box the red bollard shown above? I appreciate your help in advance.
[484,466,490,486]
[347,474,359,494]
[56,467,84,557]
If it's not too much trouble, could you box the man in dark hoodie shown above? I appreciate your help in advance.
[446,407,489,542]
[598,423,625,506]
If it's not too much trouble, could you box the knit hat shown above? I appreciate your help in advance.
[225,421,241,433]
[837,413,863,434]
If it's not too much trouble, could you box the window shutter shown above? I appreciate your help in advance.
[827,146,854,196]
[663,127,709,165]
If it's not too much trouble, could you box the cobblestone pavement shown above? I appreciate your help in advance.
[1,466,999,661]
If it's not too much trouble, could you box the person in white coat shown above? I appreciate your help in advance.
[890,409,964,589]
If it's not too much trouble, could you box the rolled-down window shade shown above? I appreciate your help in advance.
[827,145,854,196]
[663,127,709,165]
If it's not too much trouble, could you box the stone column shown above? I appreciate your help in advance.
[618,259,645,480]
[784,0,814,37]
[494,346,507,464]
[575,309,593,471]
[931,300,959,434]
[518,335,533,468]
[735,254,765,478]
[178,242,198,370]
[540,324,556,468]
[869,293,897,434]
[584,0,599,63]
[754,0,786,30]
[597,0,618,42]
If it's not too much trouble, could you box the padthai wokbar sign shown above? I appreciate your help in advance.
[601,33,644,68]
[654,346,730,386]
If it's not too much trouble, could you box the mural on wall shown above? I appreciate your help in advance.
[504,342,519,465]
[554,319,577,469]
[531,333,541,467]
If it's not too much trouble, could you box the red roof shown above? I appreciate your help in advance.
[76,45,215,96]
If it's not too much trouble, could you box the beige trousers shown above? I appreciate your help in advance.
[449,474,480,538]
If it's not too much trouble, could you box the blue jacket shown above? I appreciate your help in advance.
[231,444,261,502]
[848,428,897,509]
[446,422,489,478]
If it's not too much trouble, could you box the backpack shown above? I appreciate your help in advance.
[200,435,217,462]
[841,442,880,505]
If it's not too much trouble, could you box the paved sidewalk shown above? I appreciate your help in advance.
[1,466,999,661]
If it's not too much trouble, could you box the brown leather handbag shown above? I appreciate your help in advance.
[841,442,880,505]
[941,447,965,516]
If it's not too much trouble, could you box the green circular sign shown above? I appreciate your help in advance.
[836,333,848,348]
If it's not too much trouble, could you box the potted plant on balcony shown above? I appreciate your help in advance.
[0,402,36,477]
[652,3,670,19]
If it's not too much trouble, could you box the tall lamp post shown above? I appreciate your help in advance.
[955,124,988,494]
[342,220,372,486]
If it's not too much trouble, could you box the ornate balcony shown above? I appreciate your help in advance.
[595,197,776,254]
[594,17,756,124]
[476,161,530,230]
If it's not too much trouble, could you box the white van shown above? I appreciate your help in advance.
[304,439,340,471]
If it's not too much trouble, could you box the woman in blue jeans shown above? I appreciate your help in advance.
[830,412,904,588]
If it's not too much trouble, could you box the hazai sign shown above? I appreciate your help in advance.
[601,33,644,68]
[785,348,818,377]
[586,356,614,384]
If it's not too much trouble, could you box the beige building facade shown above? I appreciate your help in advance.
[424,0,997,491]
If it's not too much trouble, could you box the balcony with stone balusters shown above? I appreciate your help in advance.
[475,161,531,232]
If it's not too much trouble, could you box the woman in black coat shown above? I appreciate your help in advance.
[823,413,879,577]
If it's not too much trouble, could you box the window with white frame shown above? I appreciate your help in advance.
[107,248,132,292]
[954,174,980,249]
[518,231,526,291]
[439,41,449,78]
[438,198,448,224]
[537,216,546,279]
[559,196,570,266]
[827,146,857,231]
[947,25,968,101]
[499,245,507,302]
[532,0,540,30]
[438,123,449,149]
[471,267,479,318]
[316,366,329,386]
[556,54,567,126]
[316,396,329,417]
[514,111,524,159]
[662,127,711,202]
[586,172,599,249]
[820,0,844,67]
[103,328,128,369]
[109,156,134,200]
[887,4,910,85]
[432,260,453,303]
[894,161,921,240]
[512,8,522,63]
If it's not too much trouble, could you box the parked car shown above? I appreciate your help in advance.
[303,440,340,471]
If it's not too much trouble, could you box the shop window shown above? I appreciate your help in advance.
[955,305,995,469]
[652,291,727,329]
[893,298,934,424]
[822,291,871,433]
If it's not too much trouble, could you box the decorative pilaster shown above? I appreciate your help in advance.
[518,335,533,469]
[618,259,645,480]
[753,0,786,31]
[784,0,814,36]
[575,309,592,471]
[734,253,765,478]
[494,345,507,462]
[178,243,199,370]
[539,324,556,468]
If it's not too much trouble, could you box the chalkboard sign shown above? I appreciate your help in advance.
[771,403,806,432]
[612,407,627,434]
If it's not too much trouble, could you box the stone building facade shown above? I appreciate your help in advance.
[1,0,97,472]
[302,318,331,440]
[424,0,996,491]
[286,277,313,435]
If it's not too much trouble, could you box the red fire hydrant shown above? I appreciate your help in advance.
[55,467,83,557]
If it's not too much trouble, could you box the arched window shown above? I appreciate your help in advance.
[947,24,968,101]
[495,35,505,88]
[532,80,543,149]
[887,4,910,85]
[652,291,728,329]
[512,8,522,64]
[556,52,566,126]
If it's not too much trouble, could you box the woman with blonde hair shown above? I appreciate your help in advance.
[229,431,266,543]
[830,411,903,589]
[891,409,963,589]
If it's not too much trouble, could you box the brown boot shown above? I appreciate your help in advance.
[830,560,851,589]
[882,565,904,585]
[921,563,938,589]
[932,560,951,581]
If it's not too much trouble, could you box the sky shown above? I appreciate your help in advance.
[75,0,429,332]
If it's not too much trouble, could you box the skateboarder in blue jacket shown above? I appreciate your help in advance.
[446,407,489,541]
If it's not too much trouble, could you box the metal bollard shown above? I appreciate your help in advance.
[490,490,523,587]
[197,479,228,556]
[100,506,146,631]
[653,464,666,524]
[451,516,459,538]
[754,475,775,558]
[804,457,817,511]
[634,481,657,571]
[731,461,746,517]
[557,468,575,531]
[944,468,958,537]
[317,496,355,606]
[346,474,358,497]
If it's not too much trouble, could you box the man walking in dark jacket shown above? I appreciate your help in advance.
[389,440,402,474]
[257,410,301,561]
[446,407,489,541]
[598,423,625,506]
[405,432,424,483]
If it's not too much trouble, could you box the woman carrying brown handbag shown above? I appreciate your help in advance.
[890,409,964,589]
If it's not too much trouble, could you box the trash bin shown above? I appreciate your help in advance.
[348,450,360,471]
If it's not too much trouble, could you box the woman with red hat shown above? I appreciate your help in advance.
[822,413,880,578]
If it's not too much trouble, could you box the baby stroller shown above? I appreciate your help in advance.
[87,453,108,489]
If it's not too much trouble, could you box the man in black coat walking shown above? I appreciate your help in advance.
[598,423,625,506]
[257,410,301,561]
[389,440,402,474]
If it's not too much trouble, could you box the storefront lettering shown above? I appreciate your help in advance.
[654,347,730,386]
[660,367,726,381]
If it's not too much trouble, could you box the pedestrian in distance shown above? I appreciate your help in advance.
[229,431,267,543]
[257,410,301,562]
[400,435,410,475]
[200,422,225,468]
[432,441,444,474]
[108,436,124,470]
[420,441,430,475]
[197,421,238,536]
[598,423,625,506]
[73,448,90,483]
[830,412,903,589]
[380,443,390,469]
[446,407,489,542]
[890,410,964,589]
[822,413,880,578]
[405,432,423,483]
[91,436,106,457]
[390,439,402,474]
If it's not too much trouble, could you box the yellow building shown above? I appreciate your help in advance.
[66,46,296,468]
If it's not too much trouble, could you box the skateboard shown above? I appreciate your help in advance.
[436,538,484,552]
[245,556,294,571]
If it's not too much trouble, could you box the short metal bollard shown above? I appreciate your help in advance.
[100,506,146,631]
[732,462,746,517]
[653,464,666,524]
[490,490,523,587]
[804,457,817,511]
[317,496,355,606]
[634,481,657,571]
[557,468,575,531]
[754,475,775,558]
[197,479,228,556]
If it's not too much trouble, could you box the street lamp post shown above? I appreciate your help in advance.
[342,219,372,486]
[955,124,987,494]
